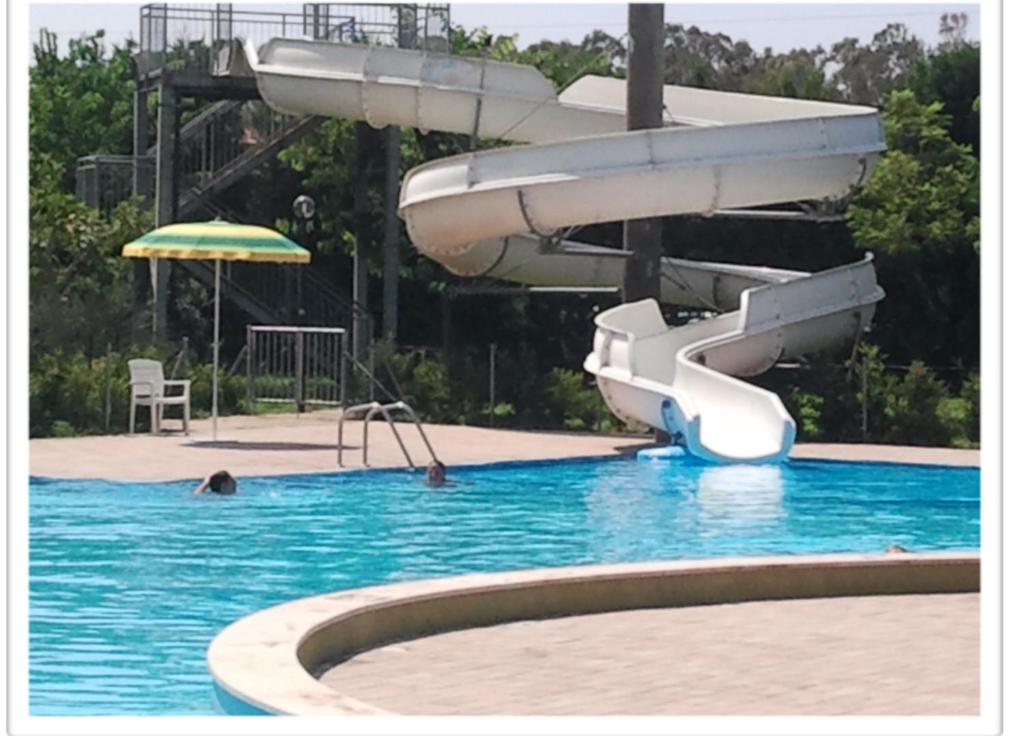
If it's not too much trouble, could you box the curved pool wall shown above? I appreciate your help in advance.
[28,455,980,715]
[209,552,980,716]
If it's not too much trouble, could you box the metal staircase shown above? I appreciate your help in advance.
[175,111,325,218]
[77,4,453,338]
[179,257,361,329]
[154,100,338,328]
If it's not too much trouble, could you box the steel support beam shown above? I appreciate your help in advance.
[382,125,401,344]
[153,81,178,340]
[351,122,374,365]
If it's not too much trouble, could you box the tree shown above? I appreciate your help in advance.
[744,47,838,100]
[909,43,980,153]
[30,30,137,193]
[30,154,151,359]
[662,24,758,90]
[828,24,925,105]
[519,39,615,90]
[845,90,980,369]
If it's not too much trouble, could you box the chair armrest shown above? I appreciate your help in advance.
[162,379,191,399]
[130,380,157,397]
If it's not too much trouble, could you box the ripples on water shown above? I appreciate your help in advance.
[29,457,979,715]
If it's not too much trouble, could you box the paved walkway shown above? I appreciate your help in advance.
[29,412,648,481]
[320,593,979,716]
[29,410,979,481]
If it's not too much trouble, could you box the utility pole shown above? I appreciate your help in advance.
[622,3,665,303]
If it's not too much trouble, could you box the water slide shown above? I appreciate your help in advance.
[244,39,886,463]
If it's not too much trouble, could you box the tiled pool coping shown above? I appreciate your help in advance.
[207,552,979,716]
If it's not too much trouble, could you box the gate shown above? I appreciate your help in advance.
[246,326,348,410]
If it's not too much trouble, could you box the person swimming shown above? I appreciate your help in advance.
[193,470,237,495]
[425,460,446,487]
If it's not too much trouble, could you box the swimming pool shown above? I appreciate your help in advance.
[29,456,979,715]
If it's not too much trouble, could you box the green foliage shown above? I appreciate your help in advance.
[909,43,980,153]
[516,40,615,90]
[449,26,520,62]
[377,347,622,434]
[879,361,953,445]
[846,89,980,368]
[776,343,979,448]
[30,345,161,437]
[936,372,980,448]
[28,347,257,437]
[745,48,837,100]
[384,348,455,422]
[544,368,619,432]
[790,390,826,439]
[663,24,758,90]
[30,30,137,192]
[30,160,152,359]
[828,24,925,105]
[185,364,247,419]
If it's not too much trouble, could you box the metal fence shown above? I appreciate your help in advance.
[246,325,348,410]
[75,155,154,215]
[137,3,451,77]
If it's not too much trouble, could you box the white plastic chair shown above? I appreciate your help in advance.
[128,359,191,435]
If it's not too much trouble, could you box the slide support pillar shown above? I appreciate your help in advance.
[623,3,666,304]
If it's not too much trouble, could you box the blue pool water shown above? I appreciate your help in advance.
[29,456,979,715]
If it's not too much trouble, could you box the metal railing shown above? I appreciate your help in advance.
[75,155,153,215]
[137,3,451,78]
[246,325,348,410]
[338,400,438,468]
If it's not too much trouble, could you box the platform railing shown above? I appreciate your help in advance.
[338,400,438,468]
[137,3,451,78]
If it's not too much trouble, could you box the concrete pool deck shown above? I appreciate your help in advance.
[29,409,980,481]
[320,593,980,715]
[208,553,980,716]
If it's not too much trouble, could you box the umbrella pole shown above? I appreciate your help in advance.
[213,260,220,441]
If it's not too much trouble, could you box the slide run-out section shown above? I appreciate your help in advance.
[245,39,886,463]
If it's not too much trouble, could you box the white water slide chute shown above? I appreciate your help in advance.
[246,39,886,463]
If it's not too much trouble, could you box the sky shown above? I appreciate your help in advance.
[28,2,980,57]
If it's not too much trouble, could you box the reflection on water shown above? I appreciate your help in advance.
[697,464,785,524]
[581,460,786,557]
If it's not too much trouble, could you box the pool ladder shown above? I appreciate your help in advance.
[338,400,439,468]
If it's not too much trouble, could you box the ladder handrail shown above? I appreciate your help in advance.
[338,401,439,468]
[363,403,414,468]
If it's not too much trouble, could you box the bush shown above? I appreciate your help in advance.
[880,361,953,445]
[30,345,162,437]
[186,363,247,419]
[776,344,979,448]
[544,368,620,433]
[384,348,454,422]
[790,390,825,439]
[936,371,980,448]
[28,347,261,437]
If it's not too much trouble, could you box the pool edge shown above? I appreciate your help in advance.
[207,552,980,716]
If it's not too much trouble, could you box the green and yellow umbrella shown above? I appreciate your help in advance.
[123,220,310,439]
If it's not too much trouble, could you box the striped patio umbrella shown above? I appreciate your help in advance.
[123,220,310,439]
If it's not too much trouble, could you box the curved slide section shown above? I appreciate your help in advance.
[246,39,887,462]
[584,255,882,461]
